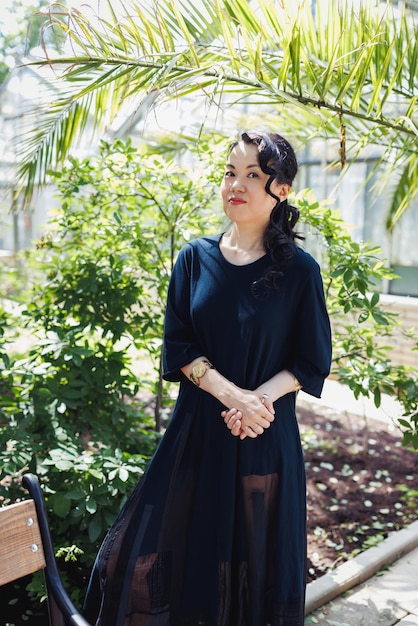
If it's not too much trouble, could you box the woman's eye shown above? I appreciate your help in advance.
[225,171,234,177]
[248,172,259,178]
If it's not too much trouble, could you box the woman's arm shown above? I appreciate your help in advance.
[255,369,301,403]
[181,357,275,438]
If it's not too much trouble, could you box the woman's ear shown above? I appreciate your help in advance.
[278,183,291,200]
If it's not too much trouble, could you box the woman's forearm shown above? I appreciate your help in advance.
[181,357,241,407]
[255,369,302,403]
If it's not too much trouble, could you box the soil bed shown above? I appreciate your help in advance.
[300,403,418,583]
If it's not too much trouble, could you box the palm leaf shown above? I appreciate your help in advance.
[385,152,418,231]
[11,0,417,221]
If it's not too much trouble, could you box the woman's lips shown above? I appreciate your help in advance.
[229,197,246,205]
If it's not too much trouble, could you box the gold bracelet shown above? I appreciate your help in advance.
[294,376,302,391]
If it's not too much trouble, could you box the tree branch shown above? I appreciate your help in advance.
[27,56,416,138]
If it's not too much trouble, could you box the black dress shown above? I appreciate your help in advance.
[83,234,332,626]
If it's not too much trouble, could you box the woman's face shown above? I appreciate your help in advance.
[220,141,289,228]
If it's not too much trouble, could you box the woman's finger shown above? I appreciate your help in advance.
[231,421,242,437]
[242,425,258,439]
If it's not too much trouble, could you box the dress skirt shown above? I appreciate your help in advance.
[84,390,307,626]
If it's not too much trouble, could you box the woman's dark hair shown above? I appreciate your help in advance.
[230,130,302,292]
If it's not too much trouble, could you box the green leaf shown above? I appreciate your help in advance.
[358,311,369,323]
[52,494,72,518]
[88,514,103,543]
[85,497,98,514]
[66,490,86,500]
[370,292,379,308]
[398,419,412,429]
[373,387,381,408]
[118,467,129,482]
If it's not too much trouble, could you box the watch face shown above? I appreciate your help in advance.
[193,362,207,377]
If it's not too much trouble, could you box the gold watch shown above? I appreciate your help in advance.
[190,360,214,386]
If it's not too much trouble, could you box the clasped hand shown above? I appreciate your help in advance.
[220,390,275,440]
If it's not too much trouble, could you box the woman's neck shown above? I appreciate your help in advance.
[224,226,265,252]
[220,228,267,266]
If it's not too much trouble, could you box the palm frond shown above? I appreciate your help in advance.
[11,0,417,220]
[385,152,418,231]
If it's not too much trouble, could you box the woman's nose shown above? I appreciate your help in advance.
[231,176,245,191]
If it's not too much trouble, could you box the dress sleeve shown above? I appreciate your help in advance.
[162,244,204,382]
[287,259,332,398]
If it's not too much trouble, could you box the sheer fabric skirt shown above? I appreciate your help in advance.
[84,396,307,626]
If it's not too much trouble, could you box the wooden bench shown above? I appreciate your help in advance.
[0,473,91,626]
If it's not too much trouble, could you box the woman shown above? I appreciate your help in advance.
[84,130,332,626]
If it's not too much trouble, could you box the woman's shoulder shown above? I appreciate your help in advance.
[290,245,322,275]
[186,233,222,248]
[180,234,222,257]
[172,235,222,273]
